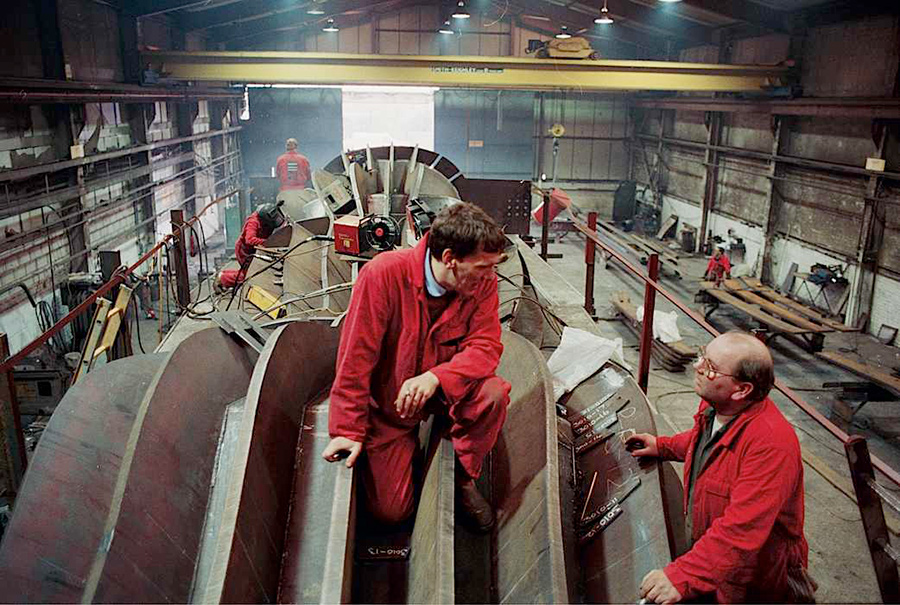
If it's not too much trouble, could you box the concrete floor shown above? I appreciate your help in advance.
[536,228,891,603]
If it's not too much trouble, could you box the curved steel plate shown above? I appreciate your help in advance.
[0,355,164,604]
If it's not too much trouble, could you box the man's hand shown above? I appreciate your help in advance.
[394,371,440,419]
[640,569,682,604]
[625,433,659,458]
[321,437,363,468]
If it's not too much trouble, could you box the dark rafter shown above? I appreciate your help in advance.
[176,0,311,33]
[668,0,788,32]
[515,0,711,45]
[214,0,416,45]
[127,0,214,18]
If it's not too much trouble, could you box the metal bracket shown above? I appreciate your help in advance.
[210,312,268,353]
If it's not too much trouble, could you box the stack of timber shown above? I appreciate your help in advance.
[611,291,698,372]
[699,277,854,352]
[595,221,681,278]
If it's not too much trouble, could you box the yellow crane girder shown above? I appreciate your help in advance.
[144,51,790,93]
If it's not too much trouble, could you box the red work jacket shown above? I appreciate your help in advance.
[706,255,732,280]
[235,212,269,267]
[328,234,504,449]
[276,151,311,190]
[657,397,808,603]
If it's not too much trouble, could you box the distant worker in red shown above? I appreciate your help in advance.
[276,138,311,190]
[322,203,511,532]
[705,246,732,286]
[215,202,284,291]
[627,331,813,604]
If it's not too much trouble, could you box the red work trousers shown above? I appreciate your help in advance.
[361,375,510,524]
[218,267,246,289]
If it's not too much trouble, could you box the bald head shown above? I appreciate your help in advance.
[714,331,775,403]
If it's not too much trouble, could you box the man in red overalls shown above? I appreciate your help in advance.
[322,203,511,531]
[627,332,811,604]
[705,246,732,286]
[276,138,311,190]
[215,202,283,291]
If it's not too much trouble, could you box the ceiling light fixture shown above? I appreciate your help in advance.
[439,20,454,35]
[322,18,339,32]
[658,0,682,3]
[555,25,572,39]
[595,0,614,24]
[452,1,470,19]
[307,7,325,15]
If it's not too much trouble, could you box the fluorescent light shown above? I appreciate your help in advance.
[595,1,613,24]
[452,1,470,19]
[555,26,571,39]
[439,20,454,35]
[307,8,325,15]
[322,18,339,32]
[658,0,682,3]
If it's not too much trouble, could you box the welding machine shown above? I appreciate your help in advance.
[333,214,401,257]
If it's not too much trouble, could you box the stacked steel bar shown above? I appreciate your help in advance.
[611,291,697,372]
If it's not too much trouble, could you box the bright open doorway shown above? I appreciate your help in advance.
[342,86,436,151]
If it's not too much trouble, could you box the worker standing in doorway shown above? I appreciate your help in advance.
[215,202,284,292]
[276,138,311,190]
[627,331,814,604]
[321,203,511,532]
[704,246,732,286]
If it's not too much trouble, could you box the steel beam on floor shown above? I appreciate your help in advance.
[143,51,791,93]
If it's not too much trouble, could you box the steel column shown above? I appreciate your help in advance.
[584,212,597,317]
[170,210,191,307]
[638,254,660,393]
[698,112,722,254]
[0,333,26,497]
[845,435,900,603]
[760,117,787,284]
[540,191,550,261]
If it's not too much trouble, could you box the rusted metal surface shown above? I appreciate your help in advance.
[493,331,569,604]
[584,213,597,318]
[0,355,164,603]
[454,178,532,235]
[563,366,679,604]
[637,254,660,394]
[197,321,341,603]
[0,333,25,496]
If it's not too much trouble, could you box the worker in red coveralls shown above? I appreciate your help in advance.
[276,138,311,190]
[627,331,814,604]
[215,202,284,291]
[704,246,732,286]
[322,203,511,532]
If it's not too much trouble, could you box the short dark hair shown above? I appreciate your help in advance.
[428,202,506,260]
[727,330,775,402]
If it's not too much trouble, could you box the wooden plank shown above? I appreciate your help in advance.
[817,351,900,395]
[72,298,112,384]
[94,286,134,359]
[729,277,854,332]
[727,288,830,333]
[598,222,680,273]
[701,285,806,334]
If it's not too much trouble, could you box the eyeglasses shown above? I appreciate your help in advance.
[694,346,738,381]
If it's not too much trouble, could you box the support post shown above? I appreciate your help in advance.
[845,435,900,603]
[584,212,597,317]
[170,209,191,307]
[0,333,26,497]
[760,117,787,284]
[698,111,722,254]
[99,250,133,359]
[638,254,660,394]
[540,190,550,261]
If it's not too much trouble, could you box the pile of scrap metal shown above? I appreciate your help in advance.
[610,291,698,372]
[0,147,680,604]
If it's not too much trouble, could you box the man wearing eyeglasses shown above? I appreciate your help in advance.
[627,331,811,604]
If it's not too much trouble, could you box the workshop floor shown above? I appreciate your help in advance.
[535,228,894,603]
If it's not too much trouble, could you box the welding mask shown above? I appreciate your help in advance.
[257,201,285,233]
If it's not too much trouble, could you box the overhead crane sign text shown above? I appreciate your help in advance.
[432,66,504,75]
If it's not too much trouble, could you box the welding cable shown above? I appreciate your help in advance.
[224,234,334,311]
[495,272,566,334]
[249,282,355,321]
[162,242,214,320]
[129,289,147,355]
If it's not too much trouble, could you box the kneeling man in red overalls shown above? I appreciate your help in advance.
[322,203,511,531]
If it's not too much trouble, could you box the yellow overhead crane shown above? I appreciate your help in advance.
[143,51,790,93]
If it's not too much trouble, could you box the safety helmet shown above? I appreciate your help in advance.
[257,201,285,233]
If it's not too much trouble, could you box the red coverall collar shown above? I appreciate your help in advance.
[409,233,432,290]
[693,397,768,449]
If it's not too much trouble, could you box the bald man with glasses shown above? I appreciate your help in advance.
[627,331,813,604]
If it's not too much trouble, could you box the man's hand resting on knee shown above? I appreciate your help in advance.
[394,371,440,419]
[322,437,363,468]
